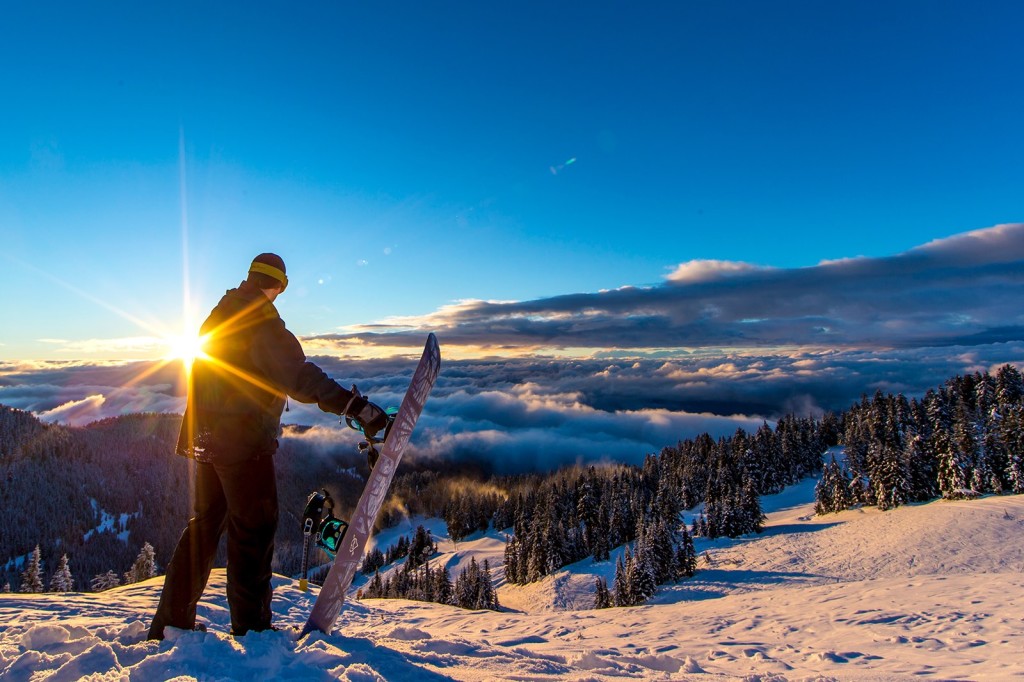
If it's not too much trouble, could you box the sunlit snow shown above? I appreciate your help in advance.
[2,479,1022,681]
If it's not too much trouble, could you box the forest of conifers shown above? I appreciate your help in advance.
[2,364,1022,594]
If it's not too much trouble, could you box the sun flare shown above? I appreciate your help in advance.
[163,331,208,366]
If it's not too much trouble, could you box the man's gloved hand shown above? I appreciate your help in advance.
[352,399,388,440]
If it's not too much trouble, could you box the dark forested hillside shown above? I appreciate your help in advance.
[0,408,371,591]
[1,409,188,591]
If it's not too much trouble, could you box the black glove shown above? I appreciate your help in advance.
[352,399,388,440]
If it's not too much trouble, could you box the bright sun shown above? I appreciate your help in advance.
[163,331,208,365]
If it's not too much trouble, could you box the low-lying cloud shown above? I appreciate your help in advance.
[5,342,1021,473]
[2,224,1022,472]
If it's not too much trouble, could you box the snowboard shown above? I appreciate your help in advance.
[300,333,441,637]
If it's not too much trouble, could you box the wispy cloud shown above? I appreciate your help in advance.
[37,336,170,357]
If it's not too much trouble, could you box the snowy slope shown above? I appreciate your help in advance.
[2,480,1023,681]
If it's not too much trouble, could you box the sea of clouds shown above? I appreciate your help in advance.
[3,224,1022,473]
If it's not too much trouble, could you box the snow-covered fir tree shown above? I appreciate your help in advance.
[433,563,454,606]
[593,576,612,609]
[613,548,633,607]
[20,545,44,593]
[123,542,156,585]
[675,525,697,579]
[453,557,499,611]
[407,525,437,569]
[361,547,386,575]
[49,553,73,592]
[815,455,853,514]
[91,570,121,592]
[631,537,657,604]
[366,571,384,598]
[939,402,975,499]
[1004,405,1024,493]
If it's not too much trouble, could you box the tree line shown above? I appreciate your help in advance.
[816,364,1024,513]
[359,524,437,576]
[360,556,500,612]
[8,541,157,594]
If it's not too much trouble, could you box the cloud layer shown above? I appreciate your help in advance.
[5,342,1021,473]
[317,223,1024,354]
[3,225,1022,472]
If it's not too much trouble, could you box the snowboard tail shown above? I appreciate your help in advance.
[301,333,440,637]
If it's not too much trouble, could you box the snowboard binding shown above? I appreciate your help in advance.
[316,514,350,557]
[299,489,351,590]
[345,405,399,469]
[303,489,351,558]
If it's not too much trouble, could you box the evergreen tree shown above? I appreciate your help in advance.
[361,547,386,575]
[408,525,436,569]
[455,561,477,609]
[752,422,784,494]
[592,502,611,562]
[49,553,74,592]
[526,523,548,583]
[544,518,567,575]
[843,406,872,505]
[814,464,835,514]
[632,534,657,603]
[20,545,44,593]
[594,577,612,609]
[386,536,410,564]
[1005,406,1024,494]
[741,477,766,533]
[819,411,841,447]
[691,513,708,538]
[366,570,384,598]
[646,516,676,585]
[480,559,499,610]
[904,423,938,503]
[675,526,697,579]
[995,364,1024,408]
[91,570,121,592]
[613,551,629,607]
[871,443,910,511]
[433,565,454,606]
[124,542,157,584]
[577,468,598,554]
[815,455,853,514]
[939,405,974,499]
[503,534,523,584]
[444,498,470,544]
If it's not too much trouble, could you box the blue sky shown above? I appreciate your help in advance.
[2,0,1023,364]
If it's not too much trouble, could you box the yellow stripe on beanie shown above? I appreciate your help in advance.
[249,261,289,287]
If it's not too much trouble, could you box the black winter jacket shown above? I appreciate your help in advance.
[176,281,356,463]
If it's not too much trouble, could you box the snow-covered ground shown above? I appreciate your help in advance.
[2,479,1023,681]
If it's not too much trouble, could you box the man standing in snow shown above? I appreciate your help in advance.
[149,253,387,639]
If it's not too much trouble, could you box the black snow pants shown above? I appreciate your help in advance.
[148,451,279,639]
